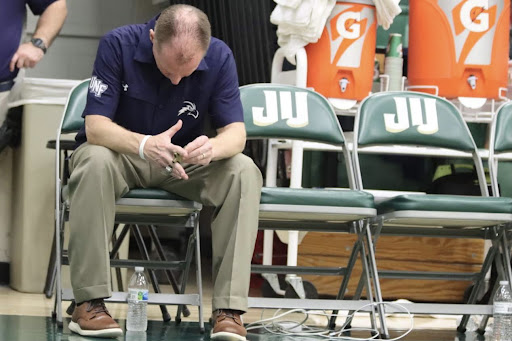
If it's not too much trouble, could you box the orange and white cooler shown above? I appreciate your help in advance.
[408,0,510,100]
[305,0,377,107]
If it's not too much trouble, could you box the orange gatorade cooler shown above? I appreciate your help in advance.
[408,0,510,99]
[305,0,377,103]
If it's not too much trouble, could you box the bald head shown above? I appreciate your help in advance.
[153,4,211,64]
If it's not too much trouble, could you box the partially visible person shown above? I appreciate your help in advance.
[66,4,262,340]
[0,0,67,278]
[0,0,67,121]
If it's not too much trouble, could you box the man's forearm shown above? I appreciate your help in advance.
[33,0,67,47]
[210,122,246,161]
[85,116,144,155]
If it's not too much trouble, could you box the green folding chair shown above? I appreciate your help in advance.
[352,91,512,330]
[50,79,204,332]
[241,83,389,336]
[488,101,512,286]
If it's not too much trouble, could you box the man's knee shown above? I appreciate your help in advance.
[71,144,118,173]
[225,154,263,186]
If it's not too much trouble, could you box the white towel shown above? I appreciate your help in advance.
[271,0,313,28]
[374,0,402,30]
[271,0,336,64]
[275,0,302,9]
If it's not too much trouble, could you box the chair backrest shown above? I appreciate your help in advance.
[60,79,89,134]
[241,83,345,145]
[489,101,512,196]
[492,102,512,154]
[356,91,475,150]
[240,83,354,188]
[353,91,487,195]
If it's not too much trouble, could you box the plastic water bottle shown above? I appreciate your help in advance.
[492,280,512,341]
[127,267,149,332]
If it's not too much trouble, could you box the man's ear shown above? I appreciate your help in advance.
[149,29,155,44]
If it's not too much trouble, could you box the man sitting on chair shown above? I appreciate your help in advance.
[67,4,262,340]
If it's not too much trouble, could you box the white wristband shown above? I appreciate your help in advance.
[139,135,151,160]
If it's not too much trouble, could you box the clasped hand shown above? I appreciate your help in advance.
[142,120,213,180]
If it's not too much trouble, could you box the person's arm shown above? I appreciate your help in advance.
[210,122,246,160]
[32,0,68,48]
[181,121,246,166]
[9,0,67,71]
[85,115,145,155]
[181,45,246,165]
[86,115,188,170]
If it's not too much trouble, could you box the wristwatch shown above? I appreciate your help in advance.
[30,38,47,54]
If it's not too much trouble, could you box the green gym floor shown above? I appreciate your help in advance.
[0,314,488,341]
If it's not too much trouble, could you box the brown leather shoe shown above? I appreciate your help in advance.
[68,299,123,338]
[210,309,247,341]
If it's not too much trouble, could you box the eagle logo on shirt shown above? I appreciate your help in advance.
[178,101,199,119]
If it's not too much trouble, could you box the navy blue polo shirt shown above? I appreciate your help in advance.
[75,16,243,148]
[0,0,58,82]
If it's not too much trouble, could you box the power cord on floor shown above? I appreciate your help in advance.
[246,302,414,340]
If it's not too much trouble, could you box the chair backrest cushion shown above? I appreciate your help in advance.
[240,83,345,145]
[61,79,89,134]
[494,102,512,153]
[356,91,475,151]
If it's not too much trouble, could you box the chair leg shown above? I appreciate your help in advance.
[110,224,130,257]
[194,219,205,333]
[147,225,190,317]
[500,228,512,286]
[476,277,501,335]
[457,232,499,332]
[328,237,362,330]
[110,225,124,292]
[110,224,130,293]
[360,219,389,339]
[44,233,57,299]
[132,225,171,322]
[176,228,196,324]
[342,271,366,329]
[54,203,65,328]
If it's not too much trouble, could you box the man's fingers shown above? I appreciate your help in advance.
[169,161,188,180]
[16,57,26,70]
[184,135,208,153]
[163,160,188,180]
[166,120,183,138]
[9,54,19,72]
[169,145,188,159]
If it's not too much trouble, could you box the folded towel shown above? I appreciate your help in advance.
[275,0,302,9]
[374,0,402,30]
[271,0,336,64]
[271,0,313,27]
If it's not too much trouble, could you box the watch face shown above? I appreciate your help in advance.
[31,38,47,53]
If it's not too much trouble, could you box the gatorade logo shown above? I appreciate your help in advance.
[458,0,491,32]
[384,97,439,135]
[451,0,497,64]
[252,91,309,128]
[327,4,370,67]
[336,12,361,39]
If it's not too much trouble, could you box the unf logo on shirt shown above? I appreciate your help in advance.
[178,101,199,119]
[89,76,108,98]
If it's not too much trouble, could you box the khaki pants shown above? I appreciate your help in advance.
[68,143,262,311]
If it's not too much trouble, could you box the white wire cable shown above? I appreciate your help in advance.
[246,302,414,340]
